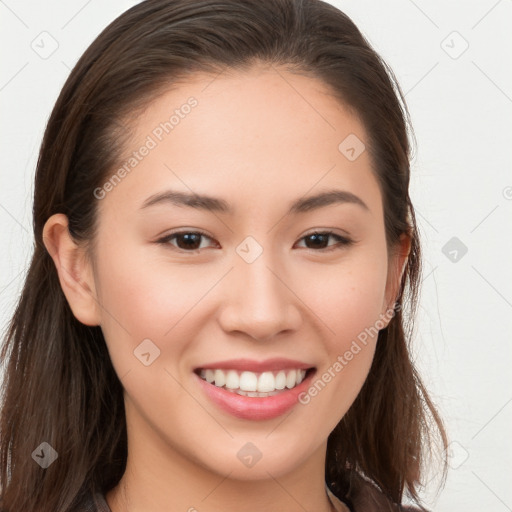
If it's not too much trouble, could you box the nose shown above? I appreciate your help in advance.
[218,252,302,341]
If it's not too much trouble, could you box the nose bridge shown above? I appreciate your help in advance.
[219,241,301,340]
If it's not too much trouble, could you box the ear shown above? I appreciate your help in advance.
[42,213,101,326]
[380,233,411,327]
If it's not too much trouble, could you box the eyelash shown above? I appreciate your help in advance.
[156,230,354,253]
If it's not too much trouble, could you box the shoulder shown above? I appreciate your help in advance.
[333,475,427,512]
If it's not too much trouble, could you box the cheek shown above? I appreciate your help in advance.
[297,265,387,421]
[303,253,388,343]
[92,237,229,376]
[91,242,180,363]
[94,233,213,325]
[298,249,388,400]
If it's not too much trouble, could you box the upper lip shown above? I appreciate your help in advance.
[194,358,315,373]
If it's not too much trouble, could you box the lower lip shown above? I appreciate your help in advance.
[194,369,316,421]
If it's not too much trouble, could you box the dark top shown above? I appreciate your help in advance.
[75,491,110,512]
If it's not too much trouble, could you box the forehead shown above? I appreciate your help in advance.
[100,65,382,219]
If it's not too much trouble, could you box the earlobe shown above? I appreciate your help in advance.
[42,213,101,326]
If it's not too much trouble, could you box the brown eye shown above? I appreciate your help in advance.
[297,231,353,251]
[157,231,215,251]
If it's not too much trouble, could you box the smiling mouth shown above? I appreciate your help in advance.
[193,367,316,397]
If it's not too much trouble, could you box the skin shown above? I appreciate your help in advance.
[43,63,409,512]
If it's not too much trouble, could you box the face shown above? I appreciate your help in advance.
[62,64,404,481]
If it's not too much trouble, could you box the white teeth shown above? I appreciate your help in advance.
[225,370,239,390]
[198,368,308,393]
[258,371,275,392]
[226,388,282,397]
[285,369,297,389]
[214,369,225,387]
[239,371,258,391]
[275,371,286,390]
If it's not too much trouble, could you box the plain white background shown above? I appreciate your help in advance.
[1,1,511,510]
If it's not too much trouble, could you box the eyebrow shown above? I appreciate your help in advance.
[140,188,369,214]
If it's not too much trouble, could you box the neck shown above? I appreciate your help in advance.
[106,406,338,512]
[107,452,337,512]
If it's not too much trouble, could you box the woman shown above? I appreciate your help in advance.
[0,1,447,511]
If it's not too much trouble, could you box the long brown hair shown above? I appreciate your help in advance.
[0,1,447,510]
